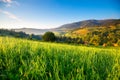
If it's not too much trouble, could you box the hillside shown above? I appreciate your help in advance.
[65,25,120,37]
[64,25,120,46]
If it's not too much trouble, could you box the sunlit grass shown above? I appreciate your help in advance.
[0,37,120,80]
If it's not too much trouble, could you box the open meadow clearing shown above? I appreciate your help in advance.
[0,37,120,80]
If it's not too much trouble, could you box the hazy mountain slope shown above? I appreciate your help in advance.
[14,28,66,35]
[14,28,49,35]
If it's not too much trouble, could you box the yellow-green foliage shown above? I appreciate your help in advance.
[0,37,120,80]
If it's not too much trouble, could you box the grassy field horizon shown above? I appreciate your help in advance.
[0,37,120,80]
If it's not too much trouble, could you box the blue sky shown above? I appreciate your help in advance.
[0,0,120,29]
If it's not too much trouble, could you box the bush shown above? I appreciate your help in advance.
[42,32,56,42]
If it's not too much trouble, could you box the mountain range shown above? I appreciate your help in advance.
[13,19,120,35]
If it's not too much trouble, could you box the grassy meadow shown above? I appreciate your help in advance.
[0,37,120,80]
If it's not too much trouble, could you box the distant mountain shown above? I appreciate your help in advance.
[13,19,120,35]
[58,19,120,30]
[13,28,66,35]
[13,28,49,35]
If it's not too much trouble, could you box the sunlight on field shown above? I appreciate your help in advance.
[0,37,120,80]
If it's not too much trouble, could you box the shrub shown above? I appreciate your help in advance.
[42,32,56,42]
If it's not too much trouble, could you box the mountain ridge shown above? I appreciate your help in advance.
[58,19,120,30]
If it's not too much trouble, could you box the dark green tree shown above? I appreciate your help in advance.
[42,32,56,42]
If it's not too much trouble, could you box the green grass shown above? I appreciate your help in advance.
[0,37,120,80]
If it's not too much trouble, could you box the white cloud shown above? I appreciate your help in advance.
[0,9,22,21]
[0,0,19,7]
[0,0,12,3]
[6,3,11,7]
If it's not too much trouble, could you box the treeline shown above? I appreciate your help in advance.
[0,29,42,40]
[56,36,84,44]
[84,28,120,46]
[56,26,120,46]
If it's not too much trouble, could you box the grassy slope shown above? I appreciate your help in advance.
[0,37,120,80]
